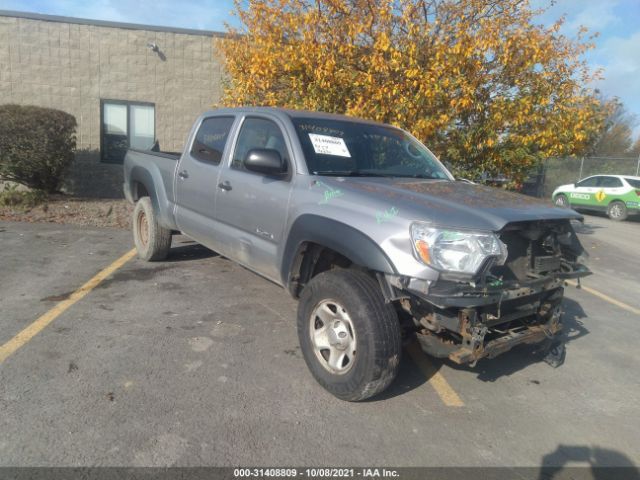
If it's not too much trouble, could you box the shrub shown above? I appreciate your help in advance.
[0,104,77,193]
[0,183,47,209]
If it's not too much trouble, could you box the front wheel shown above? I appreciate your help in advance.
[554,194,569,208]
[607,201,628,221]
[297,269,402,401]
[132,197,172,261]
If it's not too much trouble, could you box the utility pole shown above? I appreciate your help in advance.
[578,157,584,181]
[636,152,640,177]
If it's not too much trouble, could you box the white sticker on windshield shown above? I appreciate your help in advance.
[308,133,351,157]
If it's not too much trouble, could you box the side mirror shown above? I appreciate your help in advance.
[244,148,286,175]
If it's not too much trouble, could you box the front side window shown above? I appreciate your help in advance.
[101,100,155,164]
[232,117,289,172]
[191,116,235,164]
[292,118,451,179]
[576,176,599,188]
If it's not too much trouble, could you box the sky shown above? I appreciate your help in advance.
[1,0,639,140]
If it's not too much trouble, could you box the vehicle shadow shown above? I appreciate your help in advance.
[363,354,428,401]
[572,219,605,235]
[164,240,219,262]
[356,295,592,399]
[436,297,590,382]
[538,444,639,479]
[577,210,640,225]
[562,297,590,344]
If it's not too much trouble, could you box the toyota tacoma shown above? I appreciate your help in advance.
[124,107,590,401]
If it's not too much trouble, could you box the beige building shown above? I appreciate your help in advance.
[0,10,225,197]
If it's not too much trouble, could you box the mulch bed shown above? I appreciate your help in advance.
[0,194,134,229]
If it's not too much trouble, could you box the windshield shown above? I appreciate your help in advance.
[292,118,452,179]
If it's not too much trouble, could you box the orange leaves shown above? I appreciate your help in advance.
[215,0,606,182]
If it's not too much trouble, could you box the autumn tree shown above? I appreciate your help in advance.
[216,0,608,183]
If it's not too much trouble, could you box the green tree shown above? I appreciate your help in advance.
[589,98,638,157]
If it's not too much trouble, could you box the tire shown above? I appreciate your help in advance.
[132,197,172,261]
[554,194,569,208]
[607,200,628,221]
[297,269,402,401]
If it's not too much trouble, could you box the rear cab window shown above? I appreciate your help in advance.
[191,116,235,164]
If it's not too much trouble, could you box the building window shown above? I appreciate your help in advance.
[101,100,155,164]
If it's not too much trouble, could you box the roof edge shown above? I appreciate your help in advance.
[0,9,228,38]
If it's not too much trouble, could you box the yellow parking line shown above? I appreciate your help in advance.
[566,280,640,316]
[0,248,137,365]
[406,341,464,407]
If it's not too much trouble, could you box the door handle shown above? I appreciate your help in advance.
[178,170,189,179]
[218,181,232,191]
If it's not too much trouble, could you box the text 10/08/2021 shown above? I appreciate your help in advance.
[233,469,399,478]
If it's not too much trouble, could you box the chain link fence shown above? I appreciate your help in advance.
[522,156,640,198]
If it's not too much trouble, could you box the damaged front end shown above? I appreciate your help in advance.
[392,219,590,366]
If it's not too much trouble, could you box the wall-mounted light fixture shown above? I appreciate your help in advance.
[146,42,166,61]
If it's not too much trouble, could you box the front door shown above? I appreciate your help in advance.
[214,116,294,282]
[569,176,600,207]
[175,115,236,245]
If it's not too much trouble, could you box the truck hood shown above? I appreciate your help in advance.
[325,177,582,231]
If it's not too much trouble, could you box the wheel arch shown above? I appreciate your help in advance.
[281,215,397,297]
[553,192,568,202]
[129,167,158,207]
[128,166,175,229]
[606,198,628,220]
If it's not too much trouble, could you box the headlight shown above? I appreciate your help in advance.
[410,223,507,275]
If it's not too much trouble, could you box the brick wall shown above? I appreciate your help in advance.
[0,13,224,198]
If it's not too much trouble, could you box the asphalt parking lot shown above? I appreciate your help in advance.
[0,214,639,470]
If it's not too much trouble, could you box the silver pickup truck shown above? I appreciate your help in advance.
[124,107,590,401]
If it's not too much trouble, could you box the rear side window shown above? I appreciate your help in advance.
[625,178,640,188]
[599,177,623,188]
[191,116,235,164]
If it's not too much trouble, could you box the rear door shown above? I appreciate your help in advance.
[597,176,626,207]
[174,115,237,244]
[213,115,294,282]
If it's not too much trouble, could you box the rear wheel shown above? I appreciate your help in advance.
[133,197,172,261]
[297,269,402,401]
[607,200,628,221]
[554,194,569,208]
